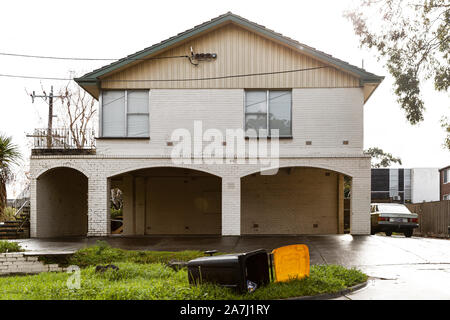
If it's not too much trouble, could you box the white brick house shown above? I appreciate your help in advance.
[29,13,383,238]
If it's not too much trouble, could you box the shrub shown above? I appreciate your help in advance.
[110,208,122,219]
[69,241,126,268]
[0,240,23,253]
[0,207,16,222]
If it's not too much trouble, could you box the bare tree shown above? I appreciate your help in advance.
[57,83,97,149]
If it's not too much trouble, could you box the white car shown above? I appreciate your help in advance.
[370,203,419,237]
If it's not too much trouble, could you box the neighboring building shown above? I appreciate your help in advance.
[411,168,440,203]
[29,13,383,238]
[439,165,450,200]
[371,168,440,204]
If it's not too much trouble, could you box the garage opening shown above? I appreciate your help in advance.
[241,167,349,235]
[110,167,222,235]
[36,167,88,237]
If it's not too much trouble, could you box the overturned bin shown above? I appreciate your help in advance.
[187,249,269,292]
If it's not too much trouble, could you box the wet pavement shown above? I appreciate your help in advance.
[13,234,450,299]
[336,263,450,300]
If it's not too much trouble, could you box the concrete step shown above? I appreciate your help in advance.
[0,235,28,240]
[0,230,27,234]
[0,228,26,233]
[2,221,21,225]
[0,227,29,239]
[0,224,29,229]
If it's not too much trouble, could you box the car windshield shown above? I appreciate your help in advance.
[377,204,412,214]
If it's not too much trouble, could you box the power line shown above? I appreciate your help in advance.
[0,52,190,61]
[0,74,72,81]
[0,66,328,82]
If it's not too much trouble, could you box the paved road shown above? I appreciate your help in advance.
[14,234,450,299]
[337,263,450,300]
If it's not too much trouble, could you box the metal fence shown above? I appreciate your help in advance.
[406,201,450,238]
[29,127,96,149]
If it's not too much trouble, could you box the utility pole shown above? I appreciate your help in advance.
[30,86,64,148]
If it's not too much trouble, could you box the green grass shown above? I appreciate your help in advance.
[0,242,367,300]
[0,262,367,300]
[67,241,208,267]
[0,240,23,253]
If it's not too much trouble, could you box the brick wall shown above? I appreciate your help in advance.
[0,253,66,275]
[30,156,371,237]
[96,88,365,158]
[241,168,339,234]
[134,168,222,235]
[30,86,370,237]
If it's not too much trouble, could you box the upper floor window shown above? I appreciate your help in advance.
[101,90,149,138]
[444,169,450,184]
[245,90,292,137]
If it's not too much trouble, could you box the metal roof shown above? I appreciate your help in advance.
[75,12,383,84]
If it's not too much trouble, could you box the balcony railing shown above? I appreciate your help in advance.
[29,127,96,150]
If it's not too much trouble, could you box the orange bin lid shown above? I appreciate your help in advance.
[271,244,310,282]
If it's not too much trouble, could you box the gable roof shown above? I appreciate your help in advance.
[75,12,383,93]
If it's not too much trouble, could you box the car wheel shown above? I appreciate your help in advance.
[404,230,413,238]
[385,231,392,236]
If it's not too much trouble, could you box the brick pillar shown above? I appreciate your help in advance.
[351,175,371,235]
[87,176,110,237]
[222,177,241,236]
[30,178,37,238]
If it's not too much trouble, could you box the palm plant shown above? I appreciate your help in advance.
[0,134,21,217]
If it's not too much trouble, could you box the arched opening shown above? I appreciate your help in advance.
[241,167,351,235]
[110,167,222,235]
[36,167,88,237]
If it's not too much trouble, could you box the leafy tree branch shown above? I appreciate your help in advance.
[345,0,449,149]
[365,147,403,168]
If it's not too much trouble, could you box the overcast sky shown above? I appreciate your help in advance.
[1,0,449,197]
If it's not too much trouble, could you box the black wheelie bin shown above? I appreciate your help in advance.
[187,249,270,292]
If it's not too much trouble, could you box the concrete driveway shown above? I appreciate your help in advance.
[14,234,450,299]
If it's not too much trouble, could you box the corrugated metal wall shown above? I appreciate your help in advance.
[101,23,360,89]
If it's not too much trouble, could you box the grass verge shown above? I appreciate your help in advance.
[0,242,367,300]
[0,262,366,300]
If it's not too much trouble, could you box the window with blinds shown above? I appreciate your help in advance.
[101,90,149,138]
